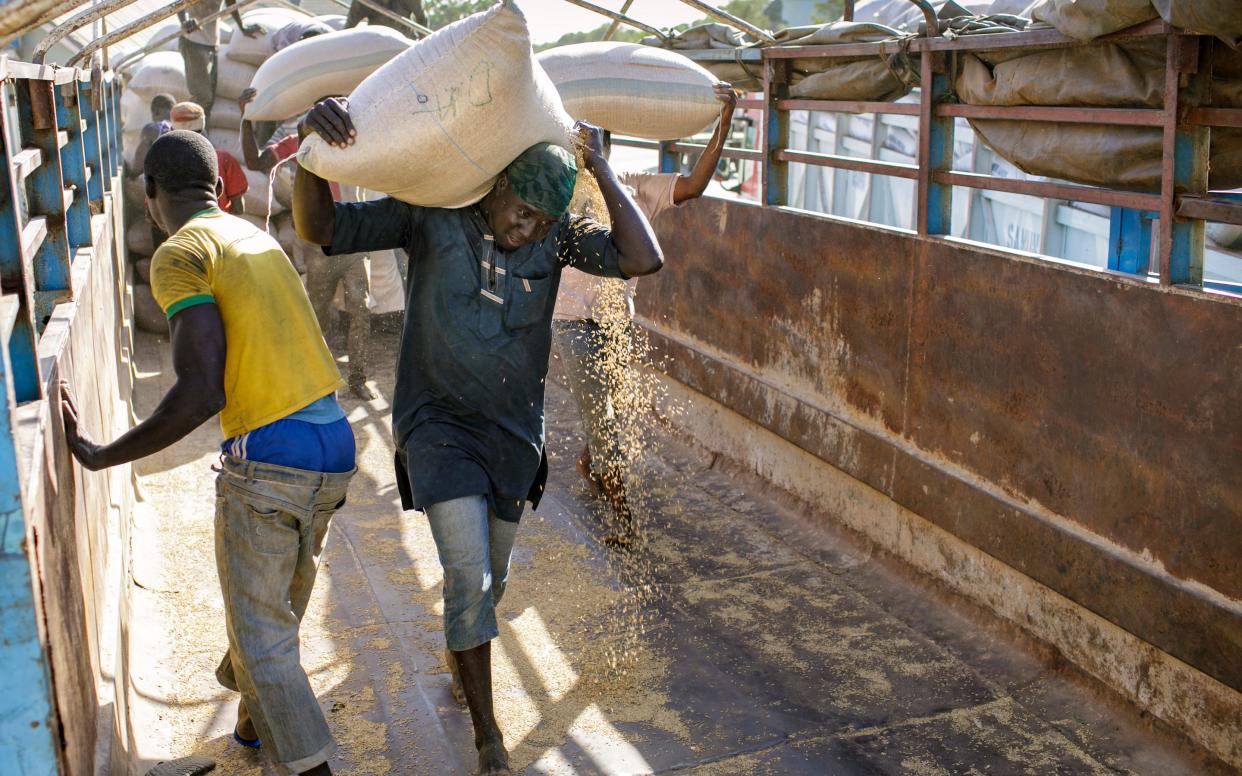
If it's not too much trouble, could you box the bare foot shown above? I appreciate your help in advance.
[476,740,510,776]
[445,648,466,705]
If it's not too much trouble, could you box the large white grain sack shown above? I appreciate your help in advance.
[122,129,141,167]
[226,7,314,66]
[298,2,572,208]
[272,159,296,209]
[209,99,243,130]
[121,88,148,131]
[149,23,183,52]
[206,127,243,159]
[317,14,347,31]
[242,168,285,219]
[244,26,414,122]
[215,56,258,100]
[537,42,719,141]
[127,52,189,102]
[133,283,169,335]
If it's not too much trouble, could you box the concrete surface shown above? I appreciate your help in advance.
[120,324,1232,775]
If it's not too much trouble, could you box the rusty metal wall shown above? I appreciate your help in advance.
[638,197,1242,692]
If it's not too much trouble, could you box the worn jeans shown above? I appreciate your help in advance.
[214,455,354,773]
[178,37,217,119]
[425,496,519,652]
[551,319,624,477]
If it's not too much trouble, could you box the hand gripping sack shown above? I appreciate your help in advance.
[297,1,572,208]
[537,42,719,141]
[244,26,414,122]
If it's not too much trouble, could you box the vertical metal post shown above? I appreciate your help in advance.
[78,78,105,205]
[0,85,43,403]
[762,56,790,207]
[55,78,92,254]
[917,52,952,235]
[658,141,678,175]
[108,80,121,176]
[1157,34,1210,286]
[1107,208,1154,275]
[16,79,72,323]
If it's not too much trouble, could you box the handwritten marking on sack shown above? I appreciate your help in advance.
[407,61,495,121]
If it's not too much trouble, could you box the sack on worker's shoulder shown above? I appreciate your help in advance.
[298,1,572,208]
[538,42,720,141]
[245,26,414,122]
[225,8,314,66]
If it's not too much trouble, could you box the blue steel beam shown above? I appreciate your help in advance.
[917,53,953,236]
[15,79,72,323]
[54,80,92,254]
[77,77,105,205]
[0,84,43,403]
[762,58,790,207]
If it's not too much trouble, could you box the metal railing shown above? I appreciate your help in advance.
[639,18,1242,290]
[0,58,122,403]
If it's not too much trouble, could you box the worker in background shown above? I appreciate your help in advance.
[129,93,175,179]
[295,97,663,776]
[130,93,177,253]
[238,88,377,401]
[552,82,737,543]
[61,131,354,776]
[346,0,426,31]
[171,101,248,215]
[178,0,261,123]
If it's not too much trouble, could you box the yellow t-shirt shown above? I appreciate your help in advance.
[150,208,344,439]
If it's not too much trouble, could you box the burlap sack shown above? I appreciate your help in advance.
[298,1,572,208]
[132,283,169,335]
[245,26,413,122]
[225,8,315,66]
[208,99,243,131]
[206,127,243,160]
[126,52,189,103]
[538,43,720,141]
[215,56,257,101]
[242,167,285,219]
[1029,0,1242,45]
[958,42,1242,190]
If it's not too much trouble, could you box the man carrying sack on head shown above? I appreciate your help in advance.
[293,96,664,776]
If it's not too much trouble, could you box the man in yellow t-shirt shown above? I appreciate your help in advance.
[61,131,352,776]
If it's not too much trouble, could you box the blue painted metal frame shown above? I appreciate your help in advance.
[77,80,105,205]
[54,82,93,254]
[1108,208,1155,275]
[920,66,954,236]
[15,79,72,324]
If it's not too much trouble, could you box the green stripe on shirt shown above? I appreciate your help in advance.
[165,294,216,319]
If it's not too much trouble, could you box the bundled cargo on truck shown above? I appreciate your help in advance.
[244,26,415,122]
[537,42,721,141]
[297,0,572,208]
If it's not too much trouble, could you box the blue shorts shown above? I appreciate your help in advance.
[223,395,355,473]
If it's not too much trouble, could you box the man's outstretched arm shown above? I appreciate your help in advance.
[673,83,737,205]
[62,304,227,470]
[293,97,354,246]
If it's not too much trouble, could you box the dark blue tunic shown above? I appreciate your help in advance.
[326,198,626,521]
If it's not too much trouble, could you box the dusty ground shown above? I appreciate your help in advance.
[123,324,1231,776]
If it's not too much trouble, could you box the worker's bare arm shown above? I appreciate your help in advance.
[578,122,663,277]
[293,98,354,246]
[673,82,736,205]
[61,304,227,471]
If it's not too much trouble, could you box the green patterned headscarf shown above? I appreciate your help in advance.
[504,143,577,217]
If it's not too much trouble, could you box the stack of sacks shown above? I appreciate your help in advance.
[243,25,414,123]
[537,42,720,141]
[299,0,573,207]
[121,51,189,166]
[123,206,168,334]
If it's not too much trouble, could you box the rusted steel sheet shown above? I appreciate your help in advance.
[638,198,1242,691]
